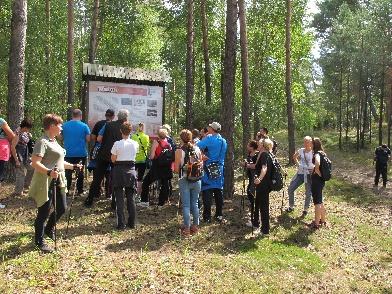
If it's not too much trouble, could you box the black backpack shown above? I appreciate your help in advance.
[155,140,173,167]
[318,151,332,181]
[268,153,284,191]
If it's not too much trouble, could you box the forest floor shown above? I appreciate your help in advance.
[0,132,391,293]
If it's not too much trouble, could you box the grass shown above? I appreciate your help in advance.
[0,133,392,293]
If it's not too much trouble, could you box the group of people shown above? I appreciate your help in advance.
[0,108,390,253]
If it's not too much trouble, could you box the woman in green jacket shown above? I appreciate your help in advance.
[29,114,82,253]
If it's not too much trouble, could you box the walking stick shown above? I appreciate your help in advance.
[52,166,58,251]
[65,162,81,239]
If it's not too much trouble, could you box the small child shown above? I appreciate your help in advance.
[374,144,391,189]
[111,122,139,230]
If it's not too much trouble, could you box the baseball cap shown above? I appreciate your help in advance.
[105,109,115,117]
[209,122,221,131]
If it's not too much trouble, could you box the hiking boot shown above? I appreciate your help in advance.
[301,210,308,217]
[190,225,199,235]
[36,243,53,253]
[116,224,126,231]
[285,207,294,213]
[180,226,190,238]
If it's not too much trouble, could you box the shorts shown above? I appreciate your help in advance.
[0,139,10,161]
[311,173,325,205]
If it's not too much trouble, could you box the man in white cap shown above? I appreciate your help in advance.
[197,122,227,223]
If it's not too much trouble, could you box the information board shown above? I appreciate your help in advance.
[88,81,164,137]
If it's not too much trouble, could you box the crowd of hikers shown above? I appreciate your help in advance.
[0,108,389,253]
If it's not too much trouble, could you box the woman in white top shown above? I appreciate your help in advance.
[174,129,202,237]
[286,136,314,216]
[111,122,139,230]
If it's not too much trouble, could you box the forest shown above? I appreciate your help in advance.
[0,0,391,292]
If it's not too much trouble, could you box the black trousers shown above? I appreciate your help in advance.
[135,162,147,181]
[247,180,256,222]
[375,163,387,186]
[65,157,86,193]
[114,186,136,227]
[202,188,223,221]
[254,185,270,234]
[140,169,170,206]
[34,179,67,245]
[86,159,113,205]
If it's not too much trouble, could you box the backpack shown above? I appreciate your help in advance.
[318,151,332,181]
[182,146,204,182]
[268,153,284,191]
[155,140,173,167]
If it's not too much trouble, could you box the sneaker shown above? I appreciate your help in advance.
[215,216,225,223]
[190,225,199,235]
[36,243,53,253]
[0,203,5,209]
[137,202,150,208]
[180,226,190,238]
[301,210,308,217]
[44,229,55,241]
[116,224,126,231]
[135,196,141,203]
[285,207,294,213]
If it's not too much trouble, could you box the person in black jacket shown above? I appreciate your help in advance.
[84,109,129,207]
[374,144,391,189]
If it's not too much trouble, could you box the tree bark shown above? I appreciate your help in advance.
[379,66,385,146]
[45,0,51,102]
[185,0,194,128]
[200,0,212,104]
[7,0,27,130]
[67,0,75,118]
[239,0,250,157]
[345,70,350,143]
[285,0,295,164]
[88,0,100,63]
[339,66,343,150]
[221,0,237,198]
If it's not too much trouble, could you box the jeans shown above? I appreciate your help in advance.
[65,157,87,194]
[254,184,270,234]
[114,186,136,227]
[375,163,387,186]
[288,173,312,210]
[14,162,34,193]
[179,178,201,227]
[34,179,67,245]
[202,188,223,221]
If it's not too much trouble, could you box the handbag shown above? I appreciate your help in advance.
[136,134,152,169]
[205,139,224,180]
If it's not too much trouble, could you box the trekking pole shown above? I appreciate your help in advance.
[65,161,82,239]
[52,165,58,251]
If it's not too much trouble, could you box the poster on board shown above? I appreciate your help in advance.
[88,81,164,137]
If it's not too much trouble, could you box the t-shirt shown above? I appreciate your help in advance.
[0,118,7,139]
[297,148,314,174]
[255,152,273,188]
[131,131,150,163]
[111,138,139,162]
[375,146,391,165]
[246,151,259,181]
[33,136,66,172]
[62,120,91,157]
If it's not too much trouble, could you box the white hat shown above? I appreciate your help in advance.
[209,122,221,131]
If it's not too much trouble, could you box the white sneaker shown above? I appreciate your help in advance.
[0,203,5,209]
[137,201,149,208]
[134,196,141,203]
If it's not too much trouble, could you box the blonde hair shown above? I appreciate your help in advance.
[263,138,274,151]
[157,128,168,139]
[304,136,312,142]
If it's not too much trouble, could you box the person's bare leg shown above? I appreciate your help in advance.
[314,205,321,225]
[320,204,326,223]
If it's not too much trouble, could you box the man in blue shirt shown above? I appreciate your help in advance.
[62,109,90,194]
[197,122,227,223]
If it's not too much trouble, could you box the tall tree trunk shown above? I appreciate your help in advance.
[45,0,51,102]
[379,66,385,146]
[285,0,295,164]
[253,102,260,139]
[88,0,100,63]
[339,65,343,150]
[200,0,212,104]
[345,70,350,143]
[239,0,250,157]
[185,0,194,128]
[7,0,27,130]
[221,0,237,198]
[67,0,75,118]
